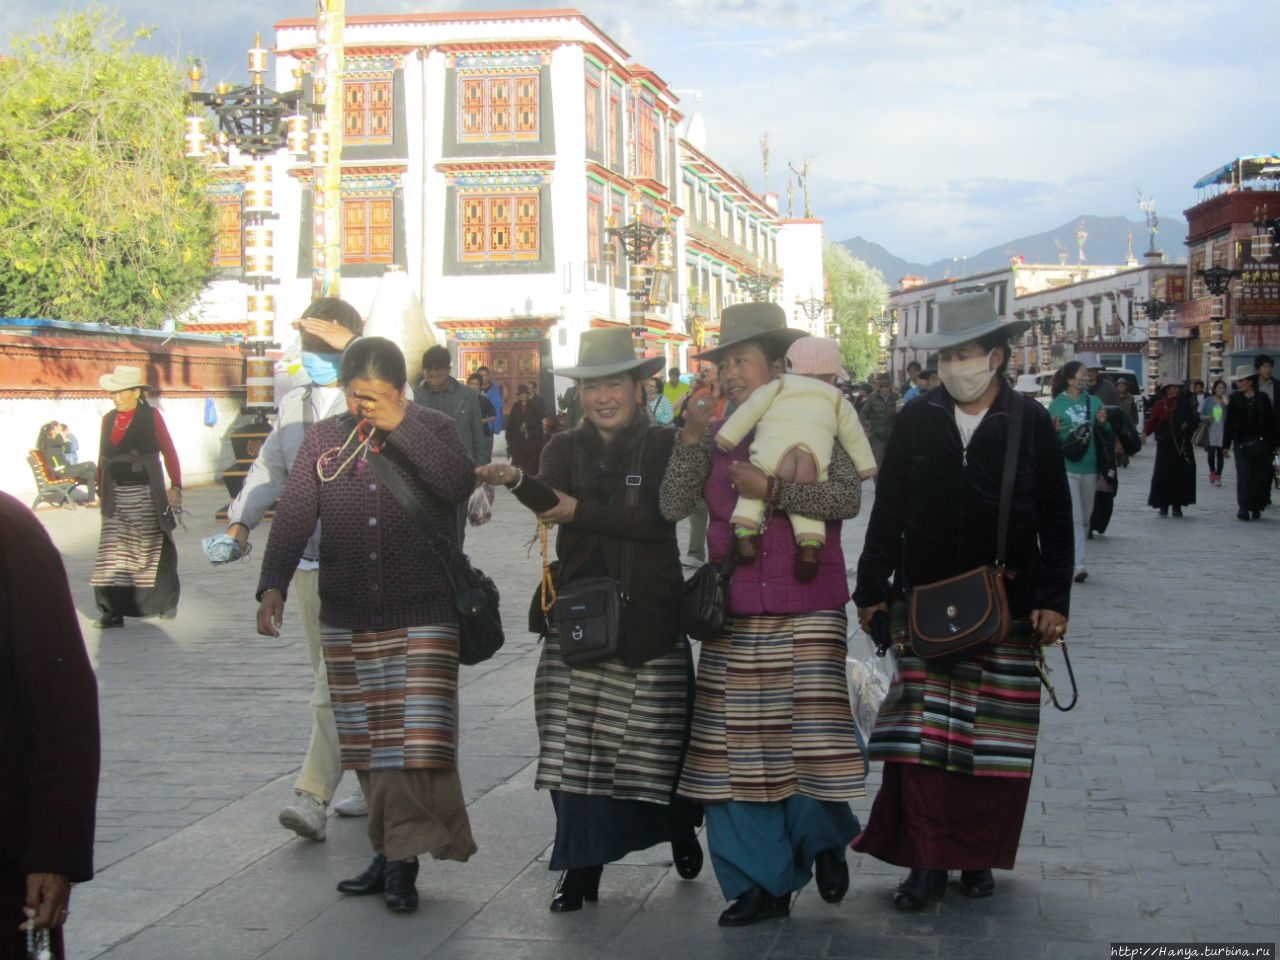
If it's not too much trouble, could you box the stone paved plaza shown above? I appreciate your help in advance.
[28,445,1280,959]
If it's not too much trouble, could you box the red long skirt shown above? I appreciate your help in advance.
[852,762,1032,870]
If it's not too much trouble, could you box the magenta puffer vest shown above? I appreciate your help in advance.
[706,425,850,616]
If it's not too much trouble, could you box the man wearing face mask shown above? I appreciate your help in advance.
[217,297,366,840]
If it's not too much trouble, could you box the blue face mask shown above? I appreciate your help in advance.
[301,351,342,386]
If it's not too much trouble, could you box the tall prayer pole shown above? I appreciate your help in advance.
[312,0,344,299]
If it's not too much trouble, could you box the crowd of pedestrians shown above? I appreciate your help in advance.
[9,291,1280,953]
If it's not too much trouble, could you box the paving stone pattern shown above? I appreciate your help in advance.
[29,445,1279,959]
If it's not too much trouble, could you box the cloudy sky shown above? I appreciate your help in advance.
[4,0,1274,262]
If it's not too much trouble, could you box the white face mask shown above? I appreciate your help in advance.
[938,350,996,403]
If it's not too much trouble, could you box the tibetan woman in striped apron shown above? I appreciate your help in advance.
[659,303,866,928]
[256,338,478,915]
[91,365,182,628]
[476,327,702,913]
[852,292,1073,909]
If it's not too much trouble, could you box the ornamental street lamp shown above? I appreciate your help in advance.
[795,292,830,336]
[1198,265,1240,383]
[1032,313,1058,373]
[737,271,776,303]
[1135,297,1168,398]
[602,210,672,357]
[867,312,896,375]
[184,36,325,417]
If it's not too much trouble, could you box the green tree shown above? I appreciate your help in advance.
[823,243,888,381]
[0,9,215,327]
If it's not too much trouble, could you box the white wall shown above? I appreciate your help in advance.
[3,396,245,502]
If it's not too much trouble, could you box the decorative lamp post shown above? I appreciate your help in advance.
[795,292,829,336]
[603,209,670,357]
[867,312,896,375]
[1135,297,1168,399]
[1198,265,1240,383]
[185,38,323,419]
[737,268,776,303]
[1032,312,1058,372]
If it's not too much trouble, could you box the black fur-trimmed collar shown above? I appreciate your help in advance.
[571,414,651,504]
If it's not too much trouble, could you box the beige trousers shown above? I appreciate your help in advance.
[292,568,343,803]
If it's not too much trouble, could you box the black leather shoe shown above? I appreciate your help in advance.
[814,847,849,904]
[337,854,386,895]
[718,885,790,927]
[672,832,703,880]
[1252,510,1261,520]
[96,613,124,629]
[958,869,995,898]
[893,869,947,911]
[383,858,419,912]
[1238,510,1251,521]
[1172,506,1183,517]
[1159,507,1169,517]
[549,865,602,912]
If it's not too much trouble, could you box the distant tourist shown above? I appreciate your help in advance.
[1143,379,1197,518]
[1224,365,1278,521]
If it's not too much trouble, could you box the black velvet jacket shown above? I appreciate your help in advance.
[854,382,1074,619]
[515,416,683,667]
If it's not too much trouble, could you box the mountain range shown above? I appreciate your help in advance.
[841,214,1189,287]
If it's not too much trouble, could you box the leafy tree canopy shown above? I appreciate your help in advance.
[823,243,888,381]
[0,8,215,328]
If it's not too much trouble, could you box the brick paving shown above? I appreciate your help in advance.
[28,444,1280,959]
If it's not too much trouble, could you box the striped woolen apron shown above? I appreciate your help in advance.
[90,485,165,588]
[321,623,459,771]
[679,609,865,804]
[867,640,1042,778]
[534,631,690,805]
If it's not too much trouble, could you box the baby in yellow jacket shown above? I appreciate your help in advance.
[715,337,875,581]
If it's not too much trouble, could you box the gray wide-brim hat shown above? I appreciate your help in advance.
[693,302,808,362]
[910,291,1030,350]
[550,327,665,381]
[1231,364,1260,384]
[99,364,151,393]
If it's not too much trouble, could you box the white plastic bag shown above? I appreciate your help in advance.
[467,483,495,527]
[846,626,896,746]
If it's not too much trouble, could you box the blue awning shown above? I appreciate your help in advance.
[1193,154,1280,190]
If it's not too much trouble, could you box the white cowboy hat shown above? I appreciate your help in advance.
[99,365,150,393]
[1013,373,1041,394]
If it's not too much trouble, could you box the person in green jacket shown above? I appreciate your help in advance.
[1048,360,1111,583]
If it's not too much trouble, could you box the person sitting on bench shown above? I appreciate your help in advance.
[36,421,98,504]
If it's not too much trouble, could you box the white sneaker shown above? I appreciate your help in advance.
[278,793,327,840]
[332,789,368,818]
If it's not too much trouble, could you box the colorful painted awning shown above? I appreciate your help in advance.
[1193,154,1280,190]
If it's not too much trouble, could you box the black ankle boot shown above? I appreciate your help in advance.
[814,847,849,904]
[337,854,386,895]
[893,869,947,911]
[718,885,791,927]
[383,857,419,913]
[672,832,703,880]
[549,865,603,912]
[959,869,995,898]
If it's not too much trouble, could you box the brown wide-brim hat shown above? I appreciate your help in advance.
[910,291,1030,350]
[550,327,665,381]
[693,302,808,363]
[99,364,151,393]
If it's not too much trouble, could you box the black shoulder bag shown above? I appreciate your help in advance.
[679,550,735,641]
[550,433,647,667]
[368,451,504,666]
[907,395,1022,662]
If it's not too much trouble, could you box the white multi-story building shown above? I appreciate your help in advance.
[190,9,818,402]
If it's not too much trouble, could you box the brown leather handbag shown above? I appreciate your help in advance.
[908,395,1022,662]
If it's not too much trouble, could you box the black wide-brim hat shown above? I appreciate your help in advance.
[693,302,808,362]
[910,291,1030,350]
[550,327,666,381]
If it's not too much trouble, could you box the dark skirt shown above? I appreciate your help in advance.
[93,536,179,618]
[1235,447,1273,512]
[852,762,1032,870]
[1147,440,1196,508]
[549,790,701,871]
